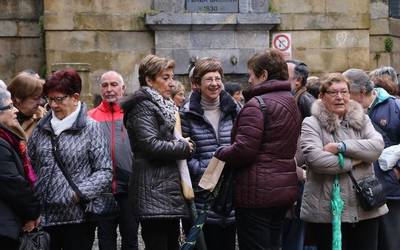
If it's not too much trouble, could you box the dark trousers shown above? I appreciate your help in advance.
[308,217,379,250]
[378,199,400,250]
[141,219,180,250]
[236,207,288,250]
[0,235,18,250]
[98,193,139,250]
[44,222,96,250]
[203,223,236,250]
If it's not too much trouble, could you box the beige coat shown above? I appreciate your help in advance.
[300,99,388,223]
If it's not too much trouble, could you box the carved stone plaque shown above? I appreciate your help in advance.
[186,0,239,13]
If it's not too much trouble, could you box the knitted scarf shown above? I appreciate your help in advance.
[0,127,36,187]
[143,87,177,130]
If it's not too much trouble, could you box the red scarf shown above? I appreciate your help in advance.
[0,127,36,187]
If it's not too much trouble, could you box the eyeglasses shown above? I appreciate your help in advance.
[46,95,69,104]
[0,103,14,111]
[325,90,349,97]
[202,77,222,84]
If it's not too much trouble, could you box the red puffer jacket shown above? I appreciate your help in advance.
[215,80,301,208]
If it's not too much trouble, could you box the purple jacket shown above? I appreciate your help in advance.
[215,80,301,208]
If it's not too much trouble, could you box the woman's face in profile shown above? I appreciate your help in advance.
[321,81,350,118]
[173,89,185,107]
[248,69,265,87]
[148,68,175,99]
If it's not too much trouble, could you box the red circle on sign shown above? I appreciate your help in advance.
[273,34,290,51]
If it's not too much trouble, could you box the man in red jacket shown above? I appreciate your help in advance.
[88,71,138,250]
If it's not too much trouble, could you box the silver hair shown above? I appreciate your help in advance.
[343,68,374,94]
[369,66,399,85]
[0,80,6,89]
[99,71,124,85]
[0,88,11,107]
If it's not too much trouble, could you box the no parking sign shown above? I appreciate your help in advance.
[272,33,292,60]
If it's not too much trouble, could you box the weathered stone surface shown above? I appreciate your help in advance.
[155,0,185,12]
[294,48,348,73]
[370,1,389,19]
[347,47,370,70]
[320,30,369,49]
[46,31,153,52]
[390,19,400,37]
[0,21,18,36]
[250,0,269,13]
[326,0,369,14]
[44,13,75,30]
[45,0,150,14]
[290,31,320,49]
[0,0,42,19]
[370,36,387,53]
[370,19,390,35]
[235,30,269,49]
[18,21,41,37]
[292,13,370,30]
[73,13,147,31]
[190,31,235,49]
[270,0,325,14]
[155,31,190,49]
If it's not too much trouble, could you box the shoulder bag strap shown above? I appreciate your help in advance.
[346,170,362,193]
[254,96,267,128]
[50,136,86,201]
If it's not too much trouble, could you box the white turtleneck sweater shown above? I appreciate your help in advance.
[201,96,221,139]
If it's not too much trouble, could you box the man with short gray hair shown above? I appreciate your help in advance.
[344,68,400,250]
[88,71,138,250]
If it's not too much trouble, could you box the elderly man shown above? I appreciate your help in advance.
[344,68,400,250]
[88,71,138,250]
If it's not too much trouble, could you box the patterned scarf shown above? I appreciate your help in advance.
[143,87,177,130]
[0,127,36,187]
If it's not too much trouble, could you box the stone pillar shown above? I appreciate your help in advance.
[50,63,93,107]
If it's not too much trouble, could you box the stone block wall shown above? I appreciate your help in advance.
[270,0,371,74]
[370,0,400,72]
[0,0,44,84]
[43,0,154,97]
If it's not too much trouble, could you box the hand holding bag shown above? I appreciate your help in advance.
[18,228,50,250]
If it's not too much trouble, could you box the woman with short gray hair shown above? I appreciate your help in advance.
[0,88,41,249]
[369,66,399,96]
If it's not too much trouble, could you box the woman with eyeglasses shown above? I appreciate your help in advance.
[0,88,41,249]
[28,69,112,250]
[299,73,387,250]
[7,72,47,138]
[180,57,238,250]
[214,50,301,249]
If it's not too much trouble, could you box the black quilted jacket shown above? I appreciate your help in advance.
[122,89,192,220]
[28,104,113,226]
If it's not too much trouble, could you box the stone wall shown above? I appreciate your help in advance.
[370,0,400,71]
[43,0,154,97]
[270,0,371,74]
[0,0,44,84]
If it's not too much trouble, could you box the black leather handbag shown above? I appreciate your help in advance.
[348,172,386,211]
[210,167,234,217]
[18,228,50,250]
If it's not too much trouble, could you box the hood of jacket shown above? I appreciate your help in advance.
[181,90,239,118]
[243,79,291,102]
[373,87,392,107]
[311,99,365,133]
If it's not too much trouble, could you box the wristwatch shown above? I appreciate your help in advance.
[337,142,346,153]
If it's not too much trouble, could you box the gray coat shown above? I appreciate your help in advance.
[300,99,388,223]
[28,104,112,226]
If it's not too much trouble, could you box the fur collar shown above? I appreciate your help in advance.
[311,99,365,133]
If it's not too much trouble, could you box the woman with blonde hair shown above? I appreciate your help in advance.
[122,55,194,250]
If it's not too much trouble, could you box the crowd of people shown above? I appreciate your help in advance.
[0,49,399,250]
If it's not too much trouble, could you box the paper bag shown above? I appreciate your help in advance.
[199,156,226,191]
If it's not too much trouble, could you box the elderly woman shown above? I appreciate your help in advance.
[28,69,112,250]
[180,57,238,250]
[300,73,387,250]
[0,88,41,250]
[171,80,186,108]
[7,72,46,138]
[122,55,194,250]
[215,50,301,249]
